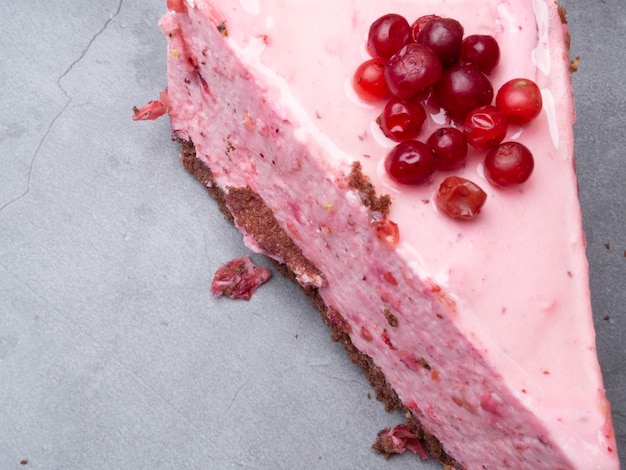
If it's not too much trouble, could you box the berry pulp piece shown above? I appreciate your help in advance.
[385,43,443,100]
[367,14,412,61]
[372,219,400,247]
[436,176,487,219]
[385,140,436,185]
[167,0,187,13]
[484,141,534,187]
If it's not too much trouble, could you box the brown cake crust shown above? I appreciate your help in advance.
[179,139,461,468]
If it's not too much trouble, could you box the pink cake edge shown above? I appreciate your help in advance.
[178,138,462,468]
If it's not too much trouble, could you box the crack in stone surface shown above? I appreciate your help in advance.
[0,0,124,215]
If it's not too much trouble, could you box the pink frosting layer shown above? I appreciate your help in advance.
[160,1,618,468]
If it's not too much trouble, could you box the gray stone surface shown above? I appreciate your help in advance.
[0,0,623,468]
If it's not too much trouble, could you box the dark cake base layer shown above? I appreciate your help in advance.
[179,140,460,469]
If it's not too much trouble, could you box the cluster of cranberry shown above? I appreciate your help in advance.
[353,13,543,219]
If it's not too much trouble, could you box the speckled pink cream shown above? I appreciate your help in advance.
[160,1,619,468]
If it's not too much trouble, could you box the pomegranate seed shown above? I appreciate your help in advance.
[495,78,543,125]
[463,105,508,150]
[460,35,500,75]
[380,97,427,142]
[435,176,487,219]
[434,64,494,122]
[427,127,468,171]
[385,140,436,185]
[385,43,443,100]
[484,141,534,187]
[367,14,412,61]
[415,17,464,67]
[353,59,390,102]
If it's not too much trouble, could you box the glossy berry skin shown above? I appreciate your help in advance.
[484,141,534,187]
[385,140,436,185]
[460,35,500,74]
[415,18,464,67]
[380,97,427,142]
[411,15,442,41]
[496,78,543,125]
[427,127,468,171]
[353,59,390,102]
[436,176,487,219]
[463,105,508,150]
[385,43,443,100]
[434,64,494,122]
[367,14,412,61]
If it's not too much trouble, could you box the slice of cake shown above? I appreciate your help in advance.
[151,0,619,467]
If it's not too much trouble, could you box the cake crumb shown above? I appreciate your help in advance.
[132,90,169,121]
[347,161,391,215]
[372,424,429,460]
[211,256,271,301]
[382,308,399,327]
[217,22,228,36]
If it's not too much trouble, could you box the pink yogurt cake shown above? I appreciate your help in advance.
[151,0,619,467]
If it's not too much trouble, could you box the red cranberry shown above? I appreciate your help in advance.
[385,140,436,185]
[427,127,468,171]
[484,141,534,187]
[415,18,464,67]
[495,78,543,125]
[353,59,390,101]
[411,15,442,41]
[463,105,508,150]
[460,35,500,75]
[380,97,427,142]
[435,176,487,219]
[385,43,443,100]
[367,14,412,61]
[434,64,494,122]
